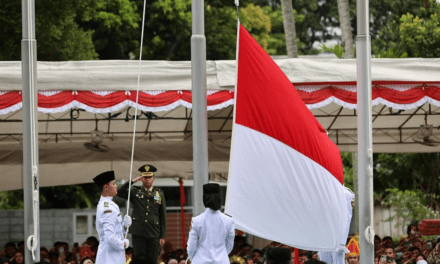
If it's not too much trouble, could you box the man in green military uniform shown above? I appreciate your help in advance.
[117,164,166,264]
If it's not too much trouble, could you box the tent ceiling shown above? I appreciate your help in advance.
[1,59,440,190]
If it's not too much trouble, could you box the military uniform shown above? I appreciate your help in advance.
[117,181,166,264]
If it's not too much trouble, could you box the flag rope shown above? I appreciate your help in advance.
[125,0,148,238]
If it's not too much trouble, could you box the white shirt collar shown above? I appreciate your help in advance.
[100,195,113,202]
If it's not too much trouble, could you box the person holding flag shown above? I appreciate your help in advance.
[93,171,131,264]
[187,183,235,264]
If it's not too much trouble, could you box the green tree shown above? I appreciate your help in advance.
[0,183,102,209]
[240,4,272,51]
[382,189,440,233]
[399,12,440,58]
[370,0,440,57]
[0,0,140,61]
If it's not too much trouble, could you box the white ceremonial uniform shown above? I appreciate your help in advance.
[187,208,235,264]
[95,196,126,264]
[319,187,355,264]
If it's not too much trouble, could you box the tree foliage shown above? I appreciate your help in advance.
[0,0,140,61]
[382,189,440,233]
[0,183,102,209]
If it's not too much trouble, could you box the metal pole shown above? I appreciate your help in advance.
[356,0,374,263]
[352,152,359,234]
[191,0,209,216]
[22,0,39,263]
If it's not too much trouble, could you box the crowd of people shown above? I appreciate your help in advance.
[1,224,440,264]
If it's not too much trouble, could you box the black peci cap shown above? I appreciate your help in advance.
[203,183,220,194]
[93,171,115,186]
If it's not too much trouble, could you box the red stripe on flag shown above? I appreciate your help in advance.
[235,24,343,183]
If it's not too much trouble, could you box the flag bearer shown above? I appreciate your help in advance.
[187,183,235,264]
[93,171,131,264]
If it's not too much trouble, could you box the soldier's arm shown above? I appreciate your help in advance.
[159,190,167,239]
[116,181,130,199]
[186,219,198,260]
[100,209,125,251]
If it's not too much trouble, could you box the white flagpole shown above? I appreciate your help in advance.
[191,0,209,216]
[22,0,40,262]
[356,0,375,263]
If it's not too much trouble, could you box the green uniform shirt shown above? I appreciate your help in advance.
[117,181,167,239]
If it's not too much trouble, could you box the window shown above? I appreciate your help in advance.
[73,212,97,244]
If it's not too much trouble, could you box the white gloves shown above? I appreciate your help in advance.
[123,239,130,249]
[123,215,132,228]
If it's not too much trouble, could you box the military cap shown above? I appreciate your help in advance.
[93,171,115,186]
[138,164,157,177]
[266,247,291,264]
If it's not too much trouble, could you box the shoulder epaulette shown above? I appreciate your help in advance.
[104,201,109,207]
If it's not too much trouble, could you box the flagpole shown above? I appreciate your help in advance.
[22,0,40,263]
[356,0,375,264]
[191,0,209,216]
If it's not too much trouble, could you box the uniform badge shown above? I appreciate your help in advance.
[104,202,109,207]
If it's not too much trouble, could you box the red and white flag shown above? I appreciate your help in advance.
[225,24,348,251]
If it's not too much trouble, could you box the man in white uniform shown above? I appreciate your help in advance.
[187,183,234,264]
[93,171,131,264]
[319,186,355,264]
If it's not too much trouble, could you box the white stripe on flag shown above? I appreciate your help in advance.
[226,124,347,251]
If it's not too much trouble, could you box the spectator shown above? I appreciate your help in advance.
[167,258,178,264]
[347,254,360,264]
[177,258,186,264]
[79,257,93,264]
[427,242,440,264]
[265,247,290,264]
[79,237,98,261]
[251,249,263,264]
[300,253,310,263]
[416,254,427,262]
[48,252,59,264]
[238,243,252,258]
[10,251,24,264]
[311,252,319,260]
[40,247,50,263]
[1,242,17,264]
[158,241,174,264]
[125,247,133,264]
[402,247,422,264]
[17,242,24,254]
[375,236,383,255]
[304,260,327,264]
[65,252,76,264]
[378,246,397,264]
[383,237,394,248]
[230,236,246,256]
[423,241,435,257]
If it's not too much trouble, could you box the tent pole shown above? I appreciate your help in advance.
[356,0,374,263]
[22,0,39,263]
[191,0,209,216]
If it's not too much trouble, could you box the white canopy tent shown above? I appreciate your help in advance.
[0,58,439,191]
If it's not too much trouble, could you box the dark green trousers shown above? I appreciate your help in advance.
[132,235,160,264]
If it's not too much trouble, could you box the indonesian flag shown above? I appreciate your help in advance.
[225,23,348,251]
